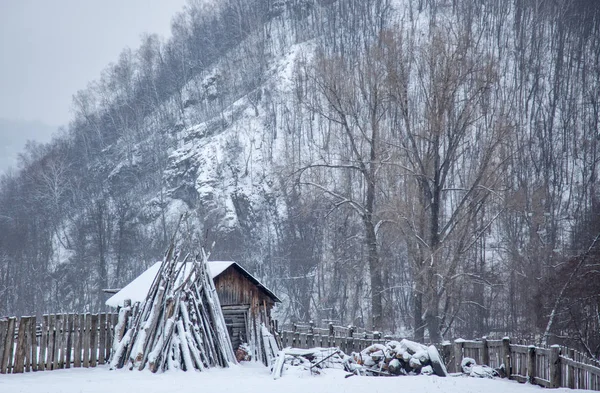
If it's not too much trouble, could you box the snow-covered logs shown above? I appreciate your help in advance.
[460,357,499,378]
[345,339,447,377]
[270,340,448,379]
[110,242,236,372]
[271,348,348,379]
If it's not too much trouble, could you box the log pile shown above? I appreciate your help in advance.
[271,339,448,379]
[110,240,236,372]
[345,339,447,377]
[271,347,348,379]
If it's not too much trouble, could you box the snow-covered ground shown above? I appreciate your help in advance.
[0,362,591,393]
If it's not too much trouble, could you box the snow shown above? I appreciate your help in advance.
[0,362,591,393]
[105,261,235,307]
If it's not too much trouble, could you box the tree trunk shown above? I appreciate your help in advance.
[414,291,424,342]
[366,220,383,331]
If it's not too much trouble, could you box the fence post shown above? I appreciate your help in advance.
[328,322,334,337]
[30,315,37,372]
[482,337,489,366]
[502,337,511,379]
[13,316,29,373]
[527,345,536,384]
[567,348,575,389]
[3,317,16,373]
[307,324,314,349]
[0,318,7,373]
[454,339,464,373]
[549,345,561,388]
[442,342,453,373]
[293,331,300,348]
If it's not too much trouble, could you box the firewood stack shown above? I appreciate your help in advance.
[346,339,447,377]
[110,241,236,372]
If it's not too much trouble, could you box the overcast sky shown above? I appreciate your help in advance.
[0,0,188,126]
[0,0,187,171]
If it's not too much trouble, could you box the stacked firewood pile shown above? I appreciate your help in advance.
[271,347,348,378]
[345,339,448,377]
[110,237,236,372]
[271,339,448,379]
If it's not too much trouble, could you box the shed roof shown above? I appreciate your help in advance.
[105,261,280,308]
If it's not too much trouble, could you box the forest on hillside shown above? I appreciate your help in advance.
[1,0,599,357]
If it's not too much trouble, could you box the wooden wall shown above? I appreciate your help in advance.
[213,266,275,323]
[213,266,278,363]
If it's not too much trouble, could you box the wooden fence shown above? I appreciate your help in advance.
[279,324,600,391]
[0,313,117,374]
[446,338,600,391]
[280,322,389,355]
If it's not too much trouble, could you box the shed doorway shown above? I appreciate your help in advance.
[221,304,250,350]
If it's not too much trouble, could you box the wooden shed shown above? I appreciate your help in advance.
[209,262,280,352]
[105,261,281,362]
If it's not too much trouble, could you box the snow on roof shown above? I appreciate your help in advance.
[207,261,235,278]
[105,261,280,308]
[105,261,232,308]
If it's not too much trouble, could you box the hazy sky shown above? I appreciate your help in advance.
[0,0,188,128]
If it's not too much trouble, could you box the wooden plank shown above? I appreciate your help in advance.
[533,376,552,388]
[527,346,535,383]
[0,319,7,374]
[62,313,70,368]
[38,314,47,371]
[73,314,81,368]
[65,314,73,368]
[46,314,55,370]
[107,313,118,362]
[46,314,56,370]
[54,314,64,369]
[83,314,90,368]
[61,314,69,368]
[4,317,16,373]
[30,316,37,372]
[38,315,48,371]
[103,314,110,363]
[511,344,529,354]
[512,374,528,383]
[98,313,106,365]
[13,316,29,373]
[24,318,32,372]
[23,316,32,372]
[454,340,464,374]
[502,338,511,379]
[549,345,561,388]
[90,314,98,367]
[463,341,484,349]
[535,347,551,356]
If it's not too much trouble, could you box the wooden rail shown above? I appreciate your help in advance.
[447,338,600,390]
[0,313,117,374]
[280,330,387,354]
[282,322,385,339]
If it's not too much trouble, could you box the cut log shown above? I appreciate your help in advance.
[427,345,448,377]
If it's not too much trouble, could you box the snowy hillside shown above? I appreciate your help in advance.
[1,0,600,357]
